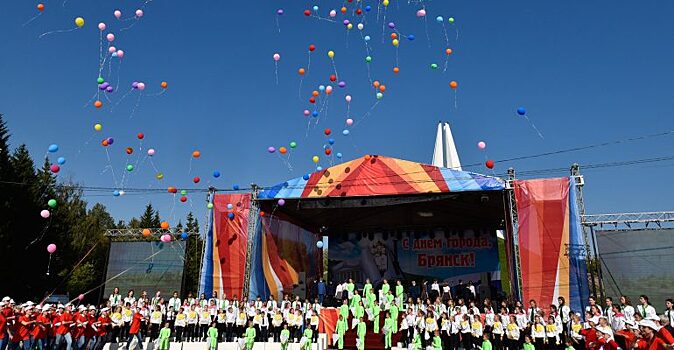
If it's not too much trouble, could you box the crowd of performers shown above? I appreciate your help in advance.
[1,279,674,350]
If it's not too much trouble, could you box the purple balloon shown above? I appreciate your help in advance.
[343,20,350,26]
[106,137,114,145]
[99,82,110,90]
[388,22,395,29]
[277,199,286,206]
[338,81,346,88]
[131,81,139,89]
[106,86,114,92]
[267,146,276,153]
[277,9,284,15]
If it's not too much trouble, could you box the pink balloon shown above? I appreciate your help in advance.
[108,46,117,53]
[303,110,310,116]
[98,22,106,31]
[47,244,57,254]
[345,95,352,102]
[329,10,337,17]
[106,33,115,42]
[114,10,122,19]
[116,50,124,58]
[135,9,144,17]
[325,86,333,94]
[78,294,84,301]
[346,119,354,126]
[477,141,486,150]
[416,9,427,17]
[40,210,50,219]
[137,82,145,90]
[273,53,280,61]
[147,148,155,156]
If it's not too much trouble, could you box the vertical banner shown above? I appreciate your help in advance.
[199,194,250,300]
[514,177,588,311]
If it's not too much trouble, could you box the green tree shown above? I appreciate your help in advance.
[182,212,203,297]
[139,203,157,228]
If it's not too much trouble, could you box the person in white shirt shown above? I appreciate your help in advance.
[526,300,541,326]
[467,281,476,301]
[109,287,122,307]
[620,295,636,323]
[664,299,674,328]
[225,306,236,342]
[123,290,136,307]
[168,291,181,311]
[637,295,657,320]
[151,291,162,307]
[431,280,440,300]
[604,297,616,324]
[506,315,521,350]
[557,296,571,337]
[586,296,603,316]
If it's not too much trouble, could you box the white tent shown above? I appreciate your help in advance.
[431,122,462,170]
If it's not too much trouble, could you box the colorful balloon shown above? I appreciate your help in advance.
[50,164,60,173]
[448,17,455,24]
[478,141,486,150]
[327,50,335,59]
[193,177,200,184]
[126,164,134,172]
[213,171,221,178]
[346,119,354,126]
[98,22,106,31]
[192,150,201,158]
[416,9,426,17]
[57,157,66,165]
[142,228,151,237]
[485,160,495,169]
[316,241,324,249]
[273,53,281,61]
[40,210,50,219]
[48,144,59,153]
[277,9,284,15]
[48,199,57,208]
[160,221,169,230]
[517,107,526,116]
[135,9,144,17]
[279,147,288,154]
[106,33,115,42]
[47,244,56,254]
[345,95,352,102]
[436,16,444,22]
[289,141,297,148]
[147,148,155,156]
[116,50,124,58]
[312,156,319,163]
[114,10,122,18]
[268,147,276,153]
[37,3,45,12]
[449,81,458,89]
[277,199,286,206]
[343,129,350,135]
[74,17,85,28]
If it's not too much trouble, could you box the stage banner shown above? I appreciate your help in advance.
[199,194,250,300]
[329,230,501,287]
[249,214,320,301]
[514,177,588,313]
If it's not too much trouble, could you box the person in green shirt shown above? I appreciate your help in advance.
[372,303,381,333]
[389,303,399,333]
[302,327,313,350]
[245,321,256,350]
[345,279,355,300]
[356,317,367,350]
[280,324,290,350]
[350,290,362,309]
[395,280,404,304]
[432,330,443,350]
[412,329,422,350]
[481,332,492,350]
[158,323,171,350]
[363,279,373,298]
[564,339,575,350]
[383,312,393,350]
[523,335,535,350]
[339,299,349,320]
[366,289,376,310]
[335,315,347,350]
[381,279,390,298]
[207,322,219,350]
[354,301,365,324]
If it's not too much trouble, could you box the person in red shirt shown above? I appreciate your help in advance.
[595,328,620,350]
[83,307,98,350]
[55,305,74,350]
[636,320,668,350]
[0,304,8,350]
[33,305,51,350]
[73,306,89,350]
[16,306,36,350]
[93,308,111,350]
[126,309,145,350]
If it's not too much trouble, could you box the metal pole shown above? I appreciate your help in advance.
[242,184,260,301]
[506,167,523,300]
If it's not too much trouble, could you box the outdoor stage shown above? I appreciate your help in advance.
[199,154,590,320]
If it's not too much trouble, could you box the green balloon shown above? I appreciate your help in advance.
[376,92,384,100]
[126,164,134,171]
[207,203,214,209]
[365,56,372,63]
[97,77,104,84]
[47,199,57,208]
[448,17,455,24]
[180,190,187,195]
[431,63,438,69]
[289,141,297,149]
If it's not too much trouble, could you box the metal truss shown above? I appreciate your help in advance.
[582,212,674,228]
[105,228,199,238]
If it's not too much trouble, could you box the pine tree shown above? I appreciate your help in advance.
[139,203,156,228]
[182,212,203,296]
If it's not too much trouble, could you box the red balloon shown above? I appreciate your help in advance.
[325,148,332,155]
[180,196,187,203]
[309,44,316,52]
[50,164,60,173]
[485,160,495,169]
[126,147,133,155]
[304,10,311,16]
[324,128,332,135]
[193,177,201,184]
[137,133,144,140]
[329,74,337,82]
[356,8,362,15]
[168,186,177,193]
[259,211,266,217]
[309,97,316,104]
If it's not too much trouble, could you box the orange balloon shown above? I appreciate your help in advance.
[312,90,319,97]
[446,48,453,55]
[142,228,151,237]
[449,81,458,89]
[298,68,306,75]
[160,81,168,89]
[125,147,133,155]
[393,67,400,74]
[279,147,287,154]
[37,3,45,11]
[379,85,386,93]
[340,7,347,13]
[94,100,103,108]
[192,150,201,158]
[365,154,372,160]
[390,33,398,40]
[101,139,109,147]
[373,81,380,88]
[160,221,169,230]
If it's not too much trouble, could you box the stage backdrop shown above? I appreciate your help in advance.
[248,215,320,301]
[329,230,501,288]
[514,177,589,313]
[104,241,186,297]
[199,194,250,300]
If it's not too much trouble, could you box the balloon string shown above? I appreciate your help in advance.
[353,100,381,128]
[307,52,312,72]
[423,14,431,48]
[46,254,52,276]
[128,92,143,119]
[454,90,458,109]
[26,218,52,250]
[104,147,119,188]
[39,27,78,39]
[275,17,281,34]
[309,15,337,23]
[298,77,305,101]
[22,13,42,27]
[40,242,100,305]
[274,62,279,85]
[523,115,545,140]
[330,58,339,80]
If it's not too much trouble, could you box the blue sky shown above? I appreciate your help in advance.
[1,0,674,224]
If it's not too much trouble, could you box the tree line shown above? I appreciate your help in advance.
[0,114,203,302]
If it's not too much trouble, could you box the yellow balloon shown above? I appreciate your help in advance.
[347,23,353,30]
[94,123,102,131]
[392,39,399,47]
[327,50,335,59]
[312,156,319,163]
[383,0,390,6]
[75,17,85,27]
[156,173,164,180]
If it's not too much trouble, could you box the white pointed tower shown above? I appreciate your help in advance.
[432,122,462,170]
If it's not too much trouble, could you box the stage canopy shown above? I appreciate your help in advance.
[258,155,505,200]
